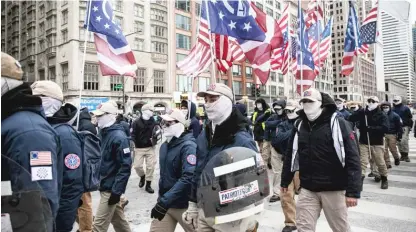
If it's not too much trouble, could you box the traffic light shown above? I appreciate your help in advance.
[251,85,256,97]
[255,85,261,97]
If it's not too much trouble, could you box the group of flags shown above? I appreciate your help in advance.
[80,0,379,95]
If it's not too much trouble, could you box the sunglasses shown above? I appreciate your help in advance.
[367,100,376,104]
[393,100,399,102]
[161,120,179,128]
[285,109,295,114]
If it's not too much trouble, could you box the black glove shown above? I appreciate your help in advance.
[78,199,83,207]
[151,203,167,221]
[397,134,402,142]
[108,193,121,206]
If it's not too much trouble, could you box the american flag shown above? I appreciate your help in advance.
[341,1,362,76]
[290,35,298,74]
[215,36,245,74]
[358,2,378,54]
[30,151,52,166]
[85,0,137,77]
[308,17,333,75]
[270,3,289,72]
[239,2,283,85]
[305,0,323,28]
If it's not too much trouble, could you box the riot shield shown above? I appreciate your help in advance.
[1,154,54,232]
[197,147,269,223]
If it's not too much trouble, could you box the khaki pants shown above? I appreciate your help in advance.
[92,192,131,232]
[78,192,93,232]
[134,147,156,181]
[270,149,283,196]
[149,208,195,232]
[296,189,350,232]
[384,134,400,166]
[197,208,257,232]
[257,141,264,154]
[280,172,300,227]
[359,144,387,177]
[261,141,272,164]
[397,126,410,153]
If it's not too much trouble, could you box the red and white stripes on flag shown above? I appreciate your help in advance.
[305,0,323,28]
[358,3,378,54]
[215,36,245,74]
[271,3,289,73]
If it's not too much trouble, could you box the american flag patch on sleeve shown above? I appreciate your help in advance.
[30,151,52,166]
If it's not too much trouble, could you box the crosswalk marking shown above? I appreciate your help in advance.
[362,184,416,198]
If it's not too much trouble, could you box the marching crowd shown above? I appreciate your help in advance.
[1,51,413,232]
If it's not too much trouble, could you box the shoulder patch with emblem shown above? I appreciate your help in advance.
[64,154,81,169]
[186,154,197,165]
[349,132,355,141]
[123,148,130,154]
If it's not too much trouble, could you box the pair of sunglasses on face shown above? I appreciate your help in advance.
[161,120,179,128]
[367,100,377,104]
[284,109,295,114]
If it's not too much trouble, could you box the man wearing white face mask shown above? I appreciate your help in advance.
[91,101,132,232]
[335,98,351,119]
[392,96,413,162]
[131,104,158,193]
[149,108,196,232]
[31,80,84,232]
[281,88,361,232]
[182,83,259,231]
[380,102,402,168]
[181,100,202,138]
[349,96,389,189]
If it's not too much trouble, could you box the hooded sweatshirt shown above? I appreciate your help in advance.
[251,98,271,141]
[181,100,201,138]
[263,100,286,141]
[73,107,97,135]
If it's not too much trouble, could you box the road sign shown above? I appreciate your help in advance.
[80,97,109,111]
[114,84,123,90]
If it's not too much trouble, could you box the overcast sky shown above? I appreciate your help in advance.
[411,1,416,24]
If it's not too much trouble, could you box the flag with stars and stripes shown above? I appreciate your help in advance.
[341,1,362,76]
[358,2,378,54]
[305,0,323,28]
[270,3,289,73]
[85,0,137,77]
[308,17,333,75]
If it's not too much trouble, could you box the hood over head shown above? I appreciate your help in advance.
[255,98,269,111]
[2,83,44,120]
[47,103,78,125]
[79,107,92,121]
[272,100,286,109]
[234,103,247,116]
[298,92,336,118]
[181,100,197,118]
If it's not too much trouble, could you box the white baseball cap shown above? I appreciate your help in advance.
[368,96,379,102]
[300,88,322,103]
[285,99,300,111]
[91,100,118,116]
[160,108,187,125]
[197,83,233,101]
[31,80,64,101]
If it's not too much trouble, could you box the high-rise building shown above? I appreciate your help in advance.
[412,22,416,53]
[381,4,416,102]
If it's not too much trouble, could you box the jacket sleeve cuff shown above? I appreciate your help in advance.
[345,191,360,199]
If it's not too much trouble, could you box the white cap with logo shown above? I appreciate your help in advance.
[285,99,300,111]
[91,100,118,116]
[160,108,188,126]
[300,88,322,103]
[197,83,233,101]
[368,96,379,102]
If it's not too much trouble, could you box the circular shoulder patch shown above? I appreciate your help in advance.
[65,154,81,169]
[186,154,197,165]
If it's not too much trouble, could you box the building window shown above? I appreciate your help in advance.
[134,21,144,34]
[151,9,167,22]
[113,0,123,12]
[61,63,68,91]
[134,68,146,92]
[278,87,284,96]
[84,63,99,90]
[49,67,56,82]
[255,2,263,11]
[114,16,123,29]
[39,22,45,35]
[232,65,242,76]
[134,4,144,18]
[233,81,242,95]
[62,10,68,25]
[275,13,281,20]
[260,85,267,95]
[176,74,191,91]
[152,42,167,54]
[246,83,252,95]
[270,72,276,82]
[176,34,191,50]
[110,75,123,91]
[271,86,277,96]
[154,70,165,93]
[266,8,273,17]
[198,77,208,92]
[278,73,284,83]
[40,5,45,18]
[176,53,187,62]
[79,29,94,42]
[61,29,68,43]
[134,38,144,51]
[176,14,191,31]
[266,0,273,6]
[176,0,190,12]
[152,25,167,38]
[246,67,253,78]
[195,3,201,16]
[79,8,86,23]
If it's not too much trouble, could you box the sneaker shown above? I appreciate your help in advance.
[282,226,297,232]
[368,172,374,177]
[269,195,280,203]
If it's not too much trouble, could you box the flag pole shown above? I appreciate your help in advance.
[203,0,217,84]
[316,0,322,91]
[75,0,93,130]
[299,2,304,96]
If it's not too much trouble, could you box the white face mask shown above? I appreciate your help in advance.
[287,112,298,120]
[256,104,263,111]
[163,122,185,142]
[367,103,378,111]
[383,108,390,113]
[205,95,233,125]
[302,101,323,121]
[142,110,153,120]
[181,109,188,117]
[97,113,116,129]
[336,103,344,110]
[1,77,23,96]
[40,96,62,117]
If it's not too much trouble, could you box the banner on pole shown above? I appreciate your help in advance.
[80,97,110,111]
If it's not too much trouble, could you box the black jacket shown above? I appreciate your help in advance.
[392,103,413,128]
[281,93,361,198]
[73,107,97,135]
[181,100,202,139]
[348,107,389,145]
[251,98,271,141]
[131,117,157,148]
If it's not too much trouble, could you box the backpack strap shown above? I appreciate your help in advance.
[331,113,346,167]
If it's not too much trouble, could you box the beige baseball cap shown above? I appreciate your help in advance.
[141,103,154,112]
[91,100,118,116]
[160,108,187,125]
[285,99,300,111]
[368,96,379,102]
[31,80,64,101]
[300,88,322,103]
[1,52,23,80]
[197,83,233,101]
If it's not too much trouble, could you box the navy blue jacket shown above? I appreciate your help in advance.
[385,110,403,135]
[98,123,132,195]
[1,86,60,219]
[158,132,196,209]
[252,98,271,141]
[337,108,351,120]
[393,103,413,128]
[271,118,296,155]
[73,108,97,135]
[190,108,258,202]
[349,107,389,146]
[48,104,84,232]
[182,100,202,139]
